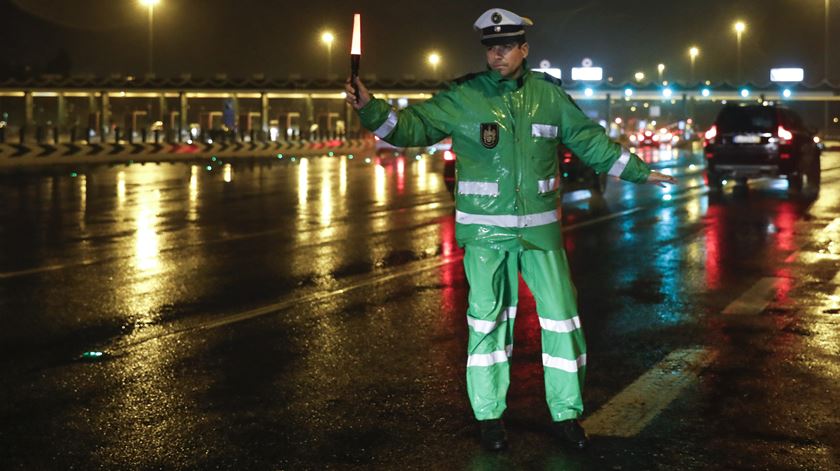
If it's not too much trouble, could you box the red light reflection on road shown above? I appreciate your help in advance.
[773,202,797,253]
[438,215,460,314]
[396,157,405,194]
[704,203,723,290]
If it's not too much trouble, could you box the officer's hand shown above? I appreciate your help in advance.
[345,77,371,110]
[646,171,678,187]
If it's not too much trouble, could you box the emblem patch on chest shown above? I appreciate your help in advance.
[480,122,499,149]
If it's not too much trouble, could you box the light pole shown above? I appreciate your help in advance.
[139,0,160,75]
[321,31,334,78]
[825,0,831,134]
[734,21,746,82]
[826,0,831,82]
[689,46,699,83]
[657,63,665,83]
[428,52,441,79]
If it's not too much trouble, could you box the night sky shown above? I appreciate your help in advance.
[0,0,835,84]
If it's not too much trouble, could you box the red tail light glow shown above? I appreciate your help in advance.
[443,150,456,161]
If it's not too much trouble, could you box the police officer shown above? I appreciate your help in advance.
[345,8,677,451]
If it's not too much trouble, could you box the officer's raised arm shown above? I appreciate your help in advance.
[554,89,676,186]
[345,77,460,147]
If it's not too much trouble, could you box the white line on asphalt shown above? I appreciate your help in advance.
[112,255,463,353]
[0,183,708,280]
[833,270,840,285]
[721,277,784,315]
[581,347,717,437]
[107,193,707,352]
[0,201,453,280]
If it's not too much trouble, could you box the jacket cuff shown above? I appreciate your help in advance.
[358,98,396,137]
[606,148,650,183]
[620,153,652,184]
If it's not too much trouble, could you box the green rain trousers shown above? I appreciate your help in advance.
[464,245,585,422]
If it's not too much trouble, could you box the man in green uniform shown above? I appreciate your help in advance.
[345,8,677,451]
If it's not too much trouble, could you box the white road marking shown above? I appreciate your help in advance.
[721,277,784,315]
[104,197,698,352]
[582,347,717,437]
[0,183,707,280]
[833,270,840,285]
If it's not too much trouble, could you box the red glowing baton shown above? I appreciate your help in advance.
[350,13,361,101]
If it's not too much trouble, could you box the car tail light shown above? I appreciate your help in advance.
[705,152,714,159]
[780,153,791,159]
[704,125,717,141]
[443,150,456,161]
[777,125,793,144]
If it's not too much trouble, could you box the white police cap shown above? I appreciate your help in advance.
[473,8,534,46]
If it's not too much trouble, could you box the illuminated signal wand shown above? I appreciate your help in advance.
[350,13,361,102]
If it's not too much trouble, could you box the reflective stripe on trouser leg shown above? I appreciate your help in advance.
[520,249,587,422]
[464,245,519,421]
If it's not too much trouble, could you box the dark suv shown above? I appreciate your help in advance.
[703,104,821,192]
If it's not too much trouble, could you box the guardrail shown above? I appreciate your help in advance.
[0,138,374,170]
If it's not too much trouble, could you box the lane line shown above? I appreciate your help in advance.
[581,347,717,437]
[0,203,454,280]
[111,255,463,353]
[832,270,840,285]
[0,179,708,280]
[104,192,711,352]
[721,277,784,315]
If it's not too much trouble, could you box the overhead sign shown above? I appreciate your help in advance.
[571,67,603,81]
[770,68,804,82]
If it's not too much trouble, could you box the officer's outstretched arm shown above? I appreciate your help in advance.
[557,91,651,184]
[347,78,458,147]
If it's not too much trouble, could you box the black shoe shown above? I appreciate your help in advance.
[553,419,589,450]
[479,419,507,451]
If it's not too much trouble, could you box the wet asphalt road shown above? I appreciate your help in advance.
[1,144,839,470]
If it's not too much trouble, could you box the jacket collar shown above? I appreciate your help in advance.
[487,59,530,92]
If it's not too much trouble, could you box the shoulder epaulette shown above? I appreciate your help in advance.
[541,72,563,87]
[452,72,480,85]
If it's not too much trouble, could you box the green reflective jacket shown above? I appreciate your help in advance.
[358,67,652,251]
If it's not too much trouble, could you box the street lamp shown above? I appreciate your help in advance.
[139,0,160,75]
[689,46,699,83]
[321,31,335,78]
[634,71,645,82]
[734,21,746,82]
[428,52,441,78]
[824,0,831,135]
[657,63,665,83]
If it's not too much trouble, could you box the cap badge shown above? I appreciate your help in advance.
[491,12,502,24]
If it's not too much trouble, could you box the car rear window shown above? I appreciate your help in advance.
[716,106,777,133]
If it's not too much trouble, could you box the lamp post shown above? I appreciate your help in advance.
[139,0,160,75]
[825,0,831,82]
[657,63,665,83]
[321,31,335,78]
[734,21,746,82]
[689,46,699,83]
[428,52,441,79]
[825,0,831,134]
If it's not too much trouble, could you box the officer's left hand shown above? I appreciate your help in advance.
[646,171,678,187]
